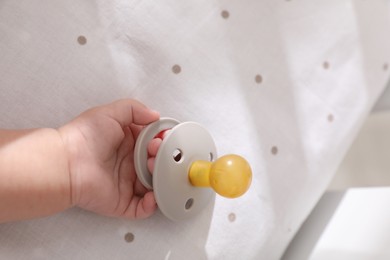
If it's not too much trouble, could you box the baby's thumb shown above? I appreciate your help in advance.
[105,99,159,127]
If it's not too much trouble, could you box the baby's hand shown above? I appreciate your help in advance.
[146,130,169,174]
[59,99,159,219]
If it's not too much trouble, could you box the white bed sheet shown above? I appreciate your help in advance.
[0,0,389,259]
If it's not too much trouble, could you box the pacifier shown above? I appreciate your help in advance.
[134,118,252,221]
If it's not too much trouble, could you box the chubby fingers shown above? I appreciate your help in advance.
[104,99,160,127]
[147,138,161,174]
[123,192,157,219]
[146,129,170,173]
[148,138,162,157]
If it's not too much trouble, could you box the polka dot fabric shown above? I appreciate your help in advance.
[0,0,390,259]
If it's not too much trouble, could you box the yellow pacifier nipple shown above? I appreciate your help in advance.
[188,154,252,198]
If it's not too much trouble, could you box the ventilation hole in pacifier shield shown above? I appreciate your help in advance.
[172,149,183,163]
[185,198,194,210]
[209,152,214,162]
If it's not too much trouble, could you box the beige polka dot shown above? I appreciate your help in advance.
[327,114,334,122]
[323,61,330,69]
[77,36,87,45]
[221,10,230,19]
[271,146,278,155]
[124,232,134,243]
[228,213,236,222]
[172,64,181,74]
[384,63,389,71]
[255,74,263,84]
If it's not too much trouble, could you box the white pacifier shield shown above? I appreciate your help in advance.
[153,121,217,221]
[134,118,180,190]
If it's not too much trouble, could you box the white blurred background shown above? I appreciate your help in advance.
[283,80,390,260]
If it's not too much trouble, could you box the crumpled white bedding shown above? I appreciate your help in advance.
[0,0,389,259]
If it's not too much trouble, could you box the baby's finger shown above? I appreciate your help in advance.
[147,157,155,174]
[104,99,160,127]
[147,138,162,157]
[134,177,149,196]
[129,124,143,140]
[123,192,157,219]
